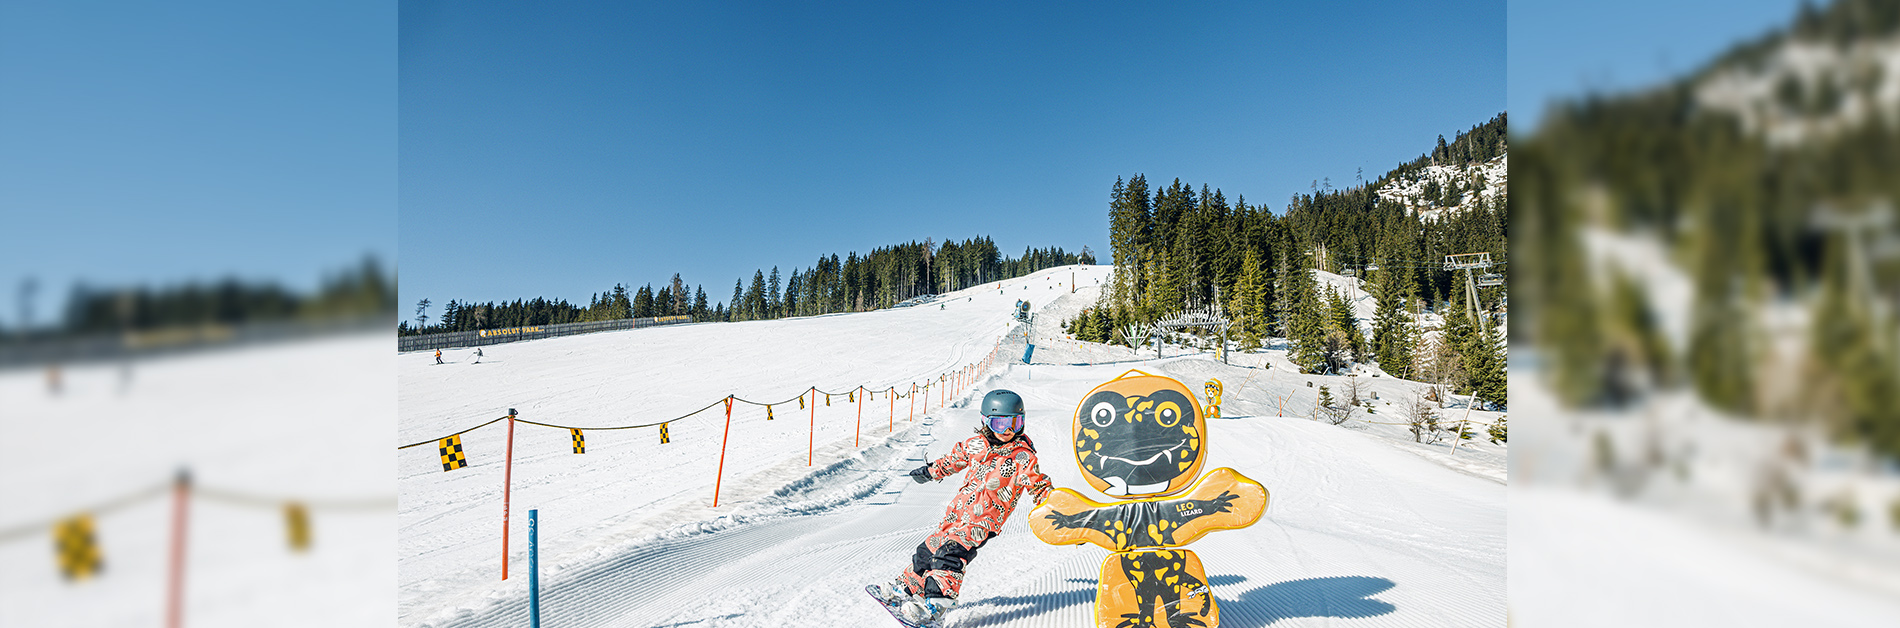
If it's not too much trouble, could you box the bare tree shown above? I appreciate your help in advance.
[1341,374,1365,408]
[1420,332,1465,407]
[1406,391,1440,443]
[1316,385,1353,425]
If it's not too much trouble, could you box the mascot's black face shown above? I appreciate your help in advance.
[1072,374,1206,498]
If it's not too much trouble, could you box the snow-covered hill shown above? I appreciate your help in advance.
[399,264,1505,627]
[1373,155,1506,221]
[1696,35,1900,147]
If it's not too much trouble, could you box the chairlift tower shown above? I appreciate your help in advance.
[1444,252,1496,336]
[1814,201,1896,358]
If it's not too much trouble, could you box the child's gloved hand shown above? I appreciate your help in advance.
[908,466,933,483]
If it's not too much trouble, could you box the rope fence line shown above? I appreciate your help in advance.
[0,466,394,604]
[398,322,1027,582]
[1,476,395,544]
[509,397,728,433]
[398,342,1016,453]
[0,481,170,543]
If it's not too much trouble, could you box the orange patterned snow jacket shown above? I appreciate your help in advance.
[923,434,1054,551]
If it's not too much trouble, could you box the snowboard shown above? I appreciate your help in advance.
[864,585,938,628]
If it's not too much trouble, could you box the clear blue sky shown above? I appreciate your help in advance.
[0,0,395,331]
[398,1,1506,322]
[1510,0,1807,133]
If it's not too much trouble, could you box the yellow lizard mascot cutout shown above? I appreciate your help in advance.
[1028,370,1268,628]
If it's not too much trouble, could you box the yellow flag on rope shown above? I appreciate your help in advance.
[848,390,854,403]
[438,435,468,471]
[571,429,586,454]
[660,423,671,444]
[285,502,311,552]
[825,394,831,407]
[767,405,775,420]
[799,395,805,410]
[53,514,103,581]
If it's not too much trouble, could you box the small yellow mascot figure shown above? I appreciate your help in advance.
[1203,379,1224,420]
[1028,370,1268,628]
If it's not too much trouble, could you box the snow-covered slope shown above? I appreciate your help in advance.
[400,264,1505,627]
[1,333,396,628]
[1696,36,1900,147]
[1373,155,1506,221]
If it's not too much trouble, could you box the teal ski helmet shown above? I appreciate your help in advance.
[981,389,1025,432]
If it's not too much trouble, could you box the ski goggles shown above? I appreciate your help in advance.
[985,413,1024,433]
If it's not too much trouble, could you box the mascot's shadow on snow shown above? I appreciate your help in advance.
[952,583,1096,626]
[1217,575,1397,626]
[954,575,1395,627]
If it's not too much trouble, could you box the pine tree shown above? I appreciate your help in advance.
[1439,302,1478,394]
[1235,248,1270,348]
[1287,268,1329,373]
[670,273,687,315]
[745,271,766,320]
[634,284,654,318]
[1372,271,1416,378]
[730,280,745,321]
[767,266,782,319]
[611,284,632,319]
[1271,248,1296,339]
[1329,283,1365,362]
[1465,330,1507,408]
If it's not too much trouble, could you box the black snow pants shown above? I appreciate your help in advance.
[900,532,993,598]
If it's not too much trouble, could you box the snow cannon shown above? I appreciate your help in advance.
[1027,369,1269,628]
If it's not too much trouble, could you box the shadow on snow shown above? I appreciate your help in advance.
[955,574,1395,627]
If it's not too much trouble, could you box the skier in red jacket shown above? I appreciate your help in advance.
[873,389,1053,625]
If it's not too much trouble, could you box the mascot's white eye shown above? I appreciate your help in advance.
[1089,401,1117,428]
[1156,401,1183,428]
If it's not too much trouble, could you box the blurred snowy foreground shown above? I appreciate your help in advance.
[0,332,396,627]
[1509,369,1900,627]
[398,265,1505,628]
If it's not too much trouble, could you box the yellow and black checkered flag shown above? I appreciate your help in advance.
[439,435,468,471]
[285,502,311,552]
[824,393,831,407]
[571,429,586,454]
[659,423,671,444]
[766,405,774,420]
[53,514,102,581]
[798,394,805,410]
[848,390,855,403]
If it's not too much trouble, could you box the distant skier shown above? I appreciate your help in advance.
[472,347,483,364]
[869,390,1053,626]
[434,349,443,365]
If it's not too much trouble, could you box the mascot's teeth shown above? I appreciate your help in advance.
[1128,481,1168,494]
[1101,476,1166,496]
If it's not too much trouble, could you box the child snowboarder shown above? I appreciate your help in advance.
[434,349,443,365]
[871,389,1053,626]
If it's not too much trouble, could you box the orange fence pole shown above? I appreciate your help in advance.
[502,411,516,580]
[889,386,894,433]
[165,469,190,628]
[713,397,733,507]
[854,386,863,447]
[807,388,815,466]
[909,384,915,423]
